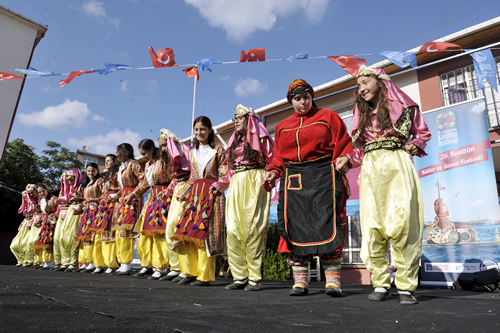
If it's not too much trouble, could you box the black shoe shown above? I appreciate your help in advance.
[172,276,184,282]
[134,268,151,277]
[91,269,103,275]
[326,288,342,297]
[55,266,68,271]
[368,288,389,301]
[159,272,180,281]
[116,270,132,276]
[289,287,308,296]
[178,276,197,285]
[80,268,94,273]
[64,266,78,272]
[399,292,418,305]
[190,280,211,286]
[244,282,261,291]
[225,281,248,290]
[148,273,165,280]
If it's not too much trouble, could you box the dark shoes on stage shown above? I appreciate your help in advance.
[368,288,390,302]
[171,276,184,282]
[190,280,211,286]
[134,268,152,278]
[326,288,342,297]
[178,276,197,285]
[398,292,418,305]
[159,271,180,281]
[289,287,308,296]
[116,270,131,276]
[225,281,247,290]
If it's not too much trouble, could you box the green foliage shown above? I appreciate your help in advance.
[39,141,83,188]
[263,248,292,281]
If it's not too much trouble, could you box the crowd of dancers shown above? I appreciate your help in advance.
[10,68,431,304]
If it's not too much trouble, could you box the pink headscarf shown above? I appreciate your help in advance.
[58,168,83,205]
[18,184,37,214]
[226,104,273,156]
[159,129,192,173]
[351,66,417,135]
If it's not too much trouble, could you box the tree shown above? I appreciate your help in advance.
[0,139,44,229]
[39,141,83,189]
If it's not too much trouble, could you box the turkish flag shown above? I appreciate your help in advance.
[418,41,462,53]
[149,47,178,68]
[182,67,199,81]
[59,70,94,87]
[0,72,24,80]
[328,55,367,77]
[240,48,265,62]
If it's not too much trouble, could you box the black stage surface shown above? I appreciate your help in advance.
[0,265,498,332]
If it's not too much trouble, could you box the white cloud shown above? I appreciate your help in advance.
[18,99,97,129]
[83,0,121,29]
[91,114,109,123]
[472,199,485,207]
[120,80,128,91]
[234,78,267,97]
[184,0,329,41]
[471,102,485,114]
[67,128,141,155]
[219,74,231,82]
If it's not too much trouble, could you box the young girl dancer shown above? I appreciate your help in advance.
[336,66,431,305]
[33,184,59,269]
[224,105,274,291]
[173,116,229,286]
[10,184,38,266]
[75,163,105,273]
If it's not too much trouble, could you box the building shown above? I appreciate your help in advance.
[0,5,48,169]
[192,17,500,284]
[76,146,106,172]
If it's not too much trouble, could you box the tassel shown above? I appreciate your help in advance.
[129,210,134,216]
[160,202,164,208]
[188,215,193,222]
[181,226,187,234]
[200,194,205,201]
[199,222,205,230]
[197,204,201,212]
[146,215,151,222]
[162,215,168,224]
[192,224,198,230]
[161,209,166,215]
[203,202,208,209]
[185,203,191,209]
[190,206,196,212]
[167,197,171,203]
[202,212,208,219]
[176,224,180,229]
[154,199,159,205]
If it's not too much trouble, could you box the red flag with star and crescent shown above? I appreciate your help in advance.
[328,55,367,77]
[182,67,199,81]
[149,47,178,68]
[59,70,95,87]
[0,72,24,80]
[418,41,463,53]
[239,48,266,62]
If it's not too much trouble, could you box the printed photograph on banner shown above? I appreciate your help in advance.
[413,98,500,286]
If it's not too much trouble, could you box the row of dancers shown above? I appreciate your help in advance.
[11,69,431,303]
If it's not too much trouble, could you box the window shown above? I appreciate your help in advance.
[440,57,500,127]
[335,103,355,135]
[81,156,98,168]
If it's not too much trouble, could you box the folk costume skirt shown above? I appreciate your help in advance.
[278,158,345,257]
[226,168,270,282]
[53,204,81,266]
[359,148,424,292]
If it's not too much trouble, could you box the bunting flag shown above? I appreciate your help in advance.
[0,72,24,80]
[470,49,498,92]
[240,48,265,62]
[13,67,60,76]
[149,46,178,68]
[59,70,95,87]
[182,67,199,81]
[93,63,132,75]
[328,55,367,77]
[197,58,221,72]
[285,53,308,62]
[418,41,463,53]
[377,51,417,68]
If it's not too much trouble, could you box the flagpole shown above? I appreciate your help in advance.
[190,65,198,142]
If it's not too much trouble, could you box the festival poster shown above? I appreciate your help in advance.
[413,98,500,287]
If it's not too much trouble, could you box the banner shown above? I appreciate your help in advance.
[413,98,500,286]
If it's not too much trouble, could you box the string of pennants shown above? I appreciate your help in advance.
[0,41,497,92]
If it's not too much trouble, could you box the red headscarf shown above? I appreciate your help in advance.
[18,184,37,214]
[58,168,83,205]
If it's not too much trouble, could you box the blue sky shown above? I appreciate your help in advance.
[4,0,500,156]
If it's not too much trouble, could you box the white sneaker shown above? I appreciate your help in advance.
[117,264,124,272]
[86,263,95,270]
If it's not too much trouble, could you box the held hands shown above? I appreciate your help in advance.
[404,143,419,156]
[209,185,221,197]
[263,171,278,185]
[335,156,351,174]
